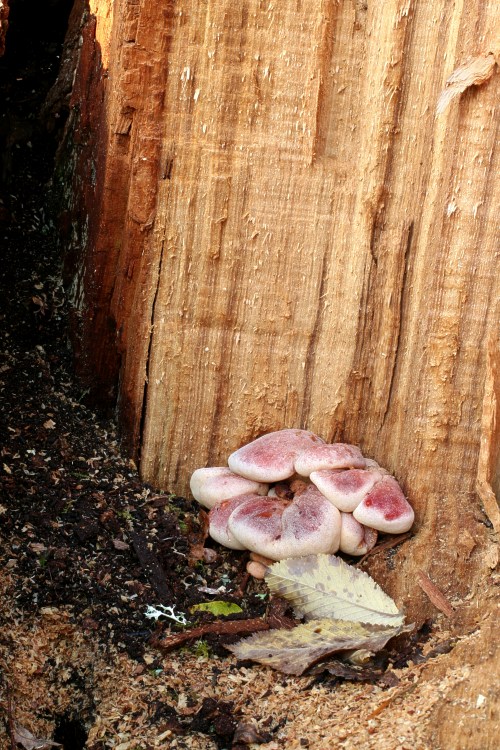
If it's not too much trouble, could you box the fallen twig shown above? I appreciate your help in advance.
[152,617,270,652]
[356,532,412,566]
[367,696,394,719]
[232,571,251,599]
[417,570,455,618]
[6,686,17,750]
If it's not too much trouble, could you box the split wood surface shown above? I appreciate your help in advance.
[60,1,499,623]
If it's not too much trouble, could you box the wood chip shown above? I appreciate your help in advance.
[417,570,455,618]
[436,53,497,114]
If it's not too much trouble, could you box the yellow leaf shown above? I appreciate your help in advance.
[266,554,404,626]
[190,600,243,616]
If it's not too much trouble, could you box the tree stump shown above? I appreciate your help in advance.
[57,0,500,622]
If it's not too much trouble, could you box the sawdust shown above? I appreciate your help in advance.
[1,582,498,750]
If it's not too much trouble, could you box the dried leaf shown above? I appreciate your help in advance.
[436,53,497,115]
[227,618,408,675]
[14,725,61,750]
[233,719,271,745]
[190,600,243,616]
[307,657,401,687]
[266,554,404,626]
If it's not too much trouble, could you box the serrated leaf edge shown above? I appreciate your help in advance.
[266,554,405,627]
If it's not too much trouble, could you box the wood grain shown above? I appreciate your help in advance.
[62,0,500,617]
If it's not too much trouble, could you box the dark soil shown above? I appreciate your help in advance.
[0,0,266,671]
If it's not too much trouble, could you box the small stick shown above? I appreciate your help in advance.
[356,532,412,566]
[417,570,455,618]
[152,617,270,652]
[367,696,393,719]
[233,571,251,598]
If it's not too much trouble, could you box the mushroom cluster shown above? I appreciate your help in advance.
[190,429,414,564]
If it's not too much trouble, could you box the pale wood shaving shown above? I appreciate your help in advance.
[436,54,497,114]
[0,591,497,750]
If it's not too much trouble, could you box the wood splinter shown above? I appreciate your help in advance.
[417,570,455,618]
[355,532,412,567]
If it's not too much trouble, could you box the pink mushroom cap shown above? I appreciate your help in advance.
[225,484,341,560]
[339,512,378,556]
[309,467,383,512]
[189,467,268,509]
[227,428,324,482]
[208,495,257,550]
[193,432,414,560]
[353,475,414,533]
[294,443,366,476]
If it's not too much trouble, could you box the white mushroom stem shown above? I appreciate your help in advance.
[339,512,378,556]
[249,552,274,566]
[246,553,272,580]
[246,561,268,579]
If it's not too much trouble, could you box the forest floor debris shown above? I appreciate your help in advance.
[0,19,498,750]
